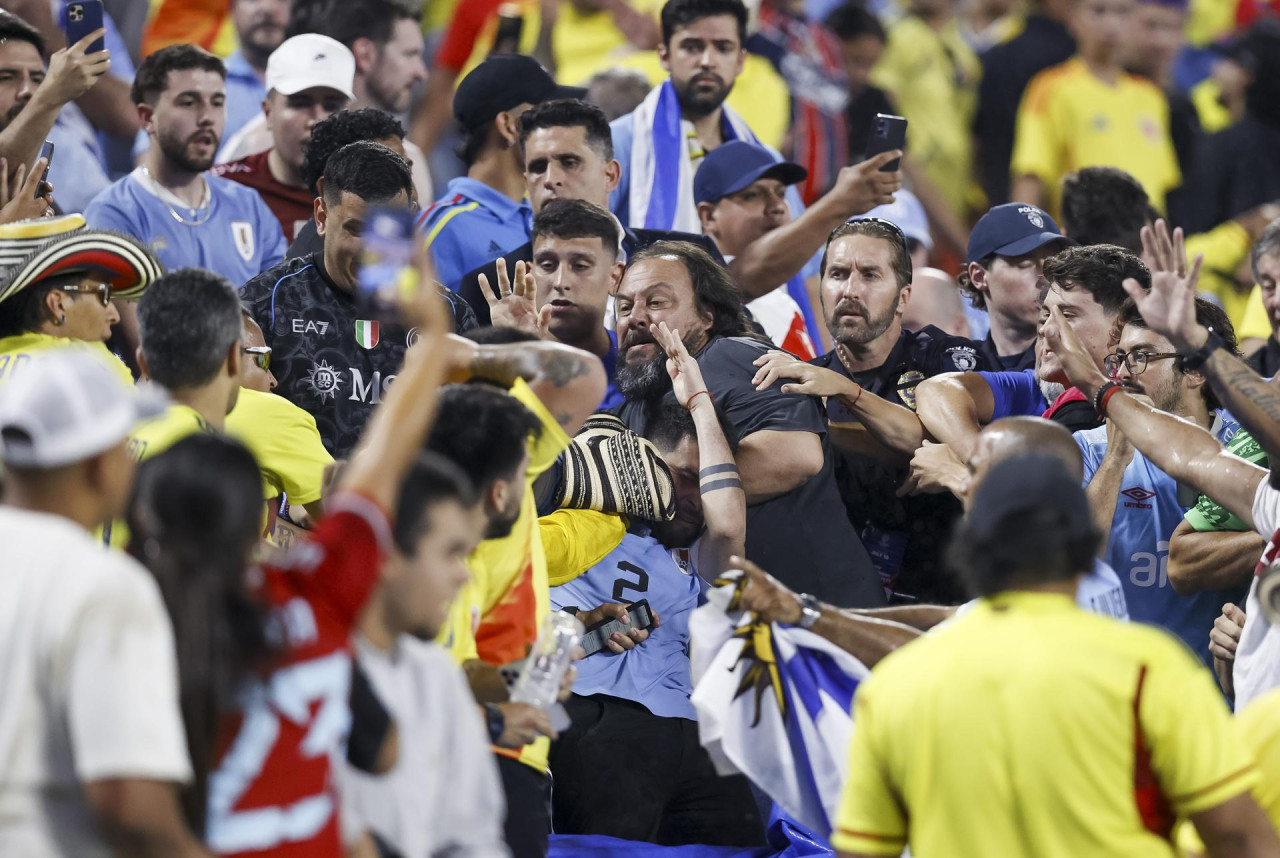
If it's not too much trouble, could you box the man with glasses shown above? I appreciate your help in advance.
[1072,295,1249,663]
[750,218,990,604]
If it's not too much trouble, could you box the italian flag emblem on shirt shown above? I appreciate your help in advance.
[354,320,380,349]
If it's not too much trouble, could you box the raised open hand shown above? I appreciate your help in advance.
[1126,219,1205,352]
[655,321,709,409]
[479,258,549,337]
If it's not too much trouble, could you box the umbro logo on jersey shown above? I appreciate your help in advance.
[292,319,331,335]
[488,240,503,253]
[1121,486,1155,510]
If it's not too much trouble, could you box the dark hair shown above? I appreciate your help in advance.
[951,507,1100,598]
[0,10,45,56]
[532,199,621,258]
[957,254,996,311]
[138,268,242,389]
[425,384,544,491]
[285,0,330,38]
[126,434,271,832]
[627,240,753,339]
[644,398,739,453]
[321,0,419,49]
[1112,296,1239,412]
[661,0,748,45]
[304,108,405,197]
[1041,244,1149,317]
[1252,219,1280,280]
[322,140,412,205]
[464,325,543,346]
[392,451,478,555]
[824,2,887,43]
[131,44,226,105]
[518,98,614,162]
[821,220,913,289]
[1059,167,1150,252]
[0,272,86,337]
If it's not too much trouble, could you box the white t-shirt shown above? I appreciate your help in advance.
[0,507,191,857]
[342,635,508,858]
[1234,479,1280,709]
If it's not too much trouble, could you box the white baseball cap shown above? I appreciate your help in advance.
[265,34,355,100]
[857,188,932,251]
[0,350,166,469]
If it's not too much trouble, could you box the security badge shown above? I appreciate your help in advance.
[897,370,926,411]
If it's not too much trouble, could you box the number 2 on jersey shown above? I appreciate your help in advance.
[611,560,649,601]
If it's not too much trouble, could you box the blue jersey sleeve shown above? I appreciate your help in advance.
[256,197,286,273]
[609,114,634,227]
[977,368,1046,420]
[83,188,136,235]
[1075,427,1106,484]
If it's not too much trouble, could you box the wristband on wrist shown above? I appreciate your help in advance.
[1181,330,1224,372]
[688,390,712,410]
[1092,381,1123,417]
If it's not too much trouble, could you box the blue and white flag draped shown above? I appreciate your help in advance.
[689,572,869,840]
[628,80,760,234]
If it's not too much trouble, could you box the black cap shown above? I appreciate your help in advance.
[453,55,587,132]
[693,141,808,205]
[966,454,1093,543]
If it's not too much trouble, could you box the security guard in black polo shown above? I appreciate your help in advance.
[811,218,991,605]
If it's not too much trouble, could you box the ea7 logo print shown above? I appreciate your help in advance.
[1121,486,1155,509]
[292,319,331,335]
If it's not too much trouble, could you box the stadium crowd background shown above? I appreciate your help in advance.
[5,0,1280,856]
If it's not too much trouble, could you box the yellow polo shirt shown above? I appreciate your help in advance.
[833,590,1255,858]
[1012,57,1181,215]
[225,388,333,505]
[0,332,133,388]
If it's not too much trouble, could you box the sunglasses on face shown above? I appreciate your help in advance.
[242,345,272,371]
[60,282,112,308]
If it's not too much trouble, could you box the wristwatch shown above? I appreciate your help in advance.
[796,593,822,629]
[1181,329,1224,372]
[484,703,506,743]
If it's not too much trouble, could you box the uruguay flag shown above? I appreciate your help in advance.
[689,573,869,841]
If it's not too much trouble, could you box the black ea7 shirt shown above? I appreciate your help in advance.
[241,252,422,457]
[616,335,885,608]
[812,326,991,605]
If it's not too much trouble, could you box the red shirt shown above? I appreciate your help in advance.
[205,491,389,857]
[212,150,314,243]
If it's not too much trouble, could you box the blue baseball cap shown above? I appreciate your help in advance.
[966,203,1069,265]
[694,141,808,205]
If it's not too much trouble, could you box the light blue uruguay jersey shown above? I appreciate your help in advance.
[85,167,286,288]
[1077,412,1248,664]
[550,528,704,720]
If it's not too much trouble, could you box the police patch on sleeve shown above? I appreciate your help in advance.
[946,345,979,372]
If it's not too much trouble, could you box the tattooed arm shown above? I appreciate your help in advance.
[446,334,606,434]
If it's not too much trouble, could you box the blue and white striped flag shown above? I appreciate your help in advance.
[690,573,870,840]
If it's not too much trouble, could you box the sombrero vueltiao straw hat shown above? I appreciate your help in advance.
[0,214,164,305]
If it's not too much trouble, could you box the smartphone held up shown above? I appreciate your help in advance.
[356,207,419,322]
[62,0,106,53]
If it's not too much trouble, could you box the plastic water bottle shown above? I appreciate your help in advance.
[511,612,583,710]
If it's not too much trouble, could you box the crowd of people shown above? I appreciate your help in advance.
[4,0,1280,856]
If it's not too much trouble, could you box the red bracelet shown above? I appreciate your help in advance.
[1098,384,1124,416]
[850,382,863,408]
[688,390,712,409]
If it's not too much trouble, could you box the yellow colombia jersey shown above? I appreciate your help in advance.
[0,332,133,389]
[871,14,981,218]
[226,388,333,505]
[833,591,1256,858]
[439,378,570,773]
[1012,57,1181,216]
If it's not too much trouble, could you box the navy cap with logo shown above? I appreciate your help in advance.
[693,141,808,206]
[966,454,1094,544]
[966,202,1069,265]
[453,55,587,132]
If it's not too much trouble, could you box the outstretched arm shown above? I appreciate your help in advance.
[914,372,997,462]
[445,335,607,435]
[657,321,744,572]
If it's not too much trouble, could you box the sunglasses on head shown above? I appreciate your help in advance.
[831,216,910,252]
[60,281,112,308]
[242,345,271,371]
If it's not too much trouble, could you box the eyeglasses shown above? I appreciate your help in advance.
[1104,349,1181,377]
[242,345,272,371]
[60,282,112,308]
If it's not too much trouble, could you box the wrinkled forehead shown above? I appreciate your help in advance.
[618,256,694,300]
